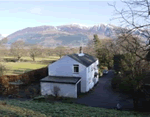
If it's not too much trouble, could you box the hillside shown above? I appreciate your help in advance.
[6,24,117,47]
[0,99,149,117]
[0,34,3,40]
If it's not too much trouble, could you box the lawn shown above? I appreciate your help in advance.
[0,56,59,75]
[1,62,47,75]
[0,99,149,117]
[2,56,60,61]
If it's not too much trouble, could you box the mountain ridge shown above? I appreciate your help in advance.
[5,23,120,47]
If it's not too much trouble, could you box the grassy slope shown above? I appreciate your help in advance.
[0,100,149,117]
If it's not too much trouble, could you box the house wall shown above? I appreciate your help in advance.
[48,56,87,93]
[40,82,77,98]
[86,60,99,92]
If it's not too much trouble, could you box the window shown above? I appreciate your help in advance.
[74,64,79,73]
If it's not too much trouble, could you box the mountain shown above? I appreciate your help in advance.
[7,24,117,47]
[0,34,4,40]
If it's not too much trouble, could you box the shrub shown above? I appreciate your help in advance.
[0,64,6,76]
[53,86,60,98]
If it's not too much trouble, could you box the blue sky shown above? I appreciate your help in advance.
[0,0,123,37]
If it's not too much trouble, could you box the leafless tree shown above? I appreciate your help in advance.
[29,45,42,61]
[110,0,150,110]
[55,46,66,58]
[0,64,6,76]
[10,40,25,61]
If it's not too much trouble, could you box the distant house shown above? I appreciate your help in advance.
[40,47,99,98]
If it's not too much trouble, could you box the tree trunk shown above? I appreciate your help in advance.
[17,56,21,62]
[32,56,35,61]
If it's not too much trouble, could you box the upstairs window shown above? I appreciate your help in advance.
[74,64,79,73]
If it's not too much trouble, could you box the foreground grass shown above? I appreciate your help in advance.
[0,99,149,117]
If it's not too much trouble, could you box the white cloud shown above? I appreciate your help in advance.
[2,34,9,37]
[30,7,42,15]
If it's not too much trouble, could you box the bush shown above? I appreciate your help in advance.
[53,86,60,98]
[112,75,134,94]
[0,64,6,76]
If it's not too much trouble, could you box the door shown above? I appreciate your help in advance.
[77,81,81,95]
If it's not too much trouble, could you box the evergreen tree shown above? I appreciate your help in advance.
[93,34,101,49]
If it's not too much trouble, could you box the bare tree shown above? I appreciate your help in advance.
[10,40,25,61]
[84,40,95,56]
[29,45,42,61]
[110,0,150,110]
[0,38,8,59]
[0,64,6,76]
[55,46,66,58]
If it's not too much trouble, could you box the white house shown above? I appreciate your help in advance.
[40,47,99,98]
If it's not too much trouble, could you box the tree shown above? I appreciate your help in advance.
[0,64,6,76]
[10,40,25,61]
[93,34,101,49]
[93,35,114,69]
[110,0,150,110]
[84,40,95,56]
[0,37,8,45]
[0,38,8,58]
[29,45,42,61]
[55,46,66,58]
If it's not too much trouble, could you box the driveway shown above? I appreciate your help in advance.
[74,70,134,110]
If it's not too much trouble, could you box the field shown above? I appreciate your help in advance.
[0,99,149,117]
[0,56,59,75]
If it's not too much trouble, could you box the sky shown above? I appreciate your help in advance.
[0,0,124,37]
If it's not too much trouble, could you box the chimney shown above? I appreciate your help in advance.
[78,46,84,56]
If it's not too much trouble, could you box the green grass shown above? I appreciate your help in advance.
[2,56,59,61]
[2,62,48,75]
[0,99,149,117]
[0,56,59,75]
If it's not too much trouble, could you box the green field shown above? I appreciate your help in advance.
[2,56,60,61]
[0,99,149,117]
[0,56,59,75]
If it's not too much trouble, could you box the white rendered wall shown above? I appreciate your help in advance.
[41,82,77,98]
[86,60,99,92]
[48,56,87,93]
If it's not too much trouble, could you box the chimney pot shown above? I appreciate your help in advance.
[78,46,84,56]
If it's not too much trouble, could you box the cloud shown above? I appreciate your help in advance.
[2,34,9,37]
[30,7,42,15]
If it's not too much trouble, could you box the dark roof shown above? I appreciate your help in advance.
[40,76,81,84]
[68,53,97,67]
